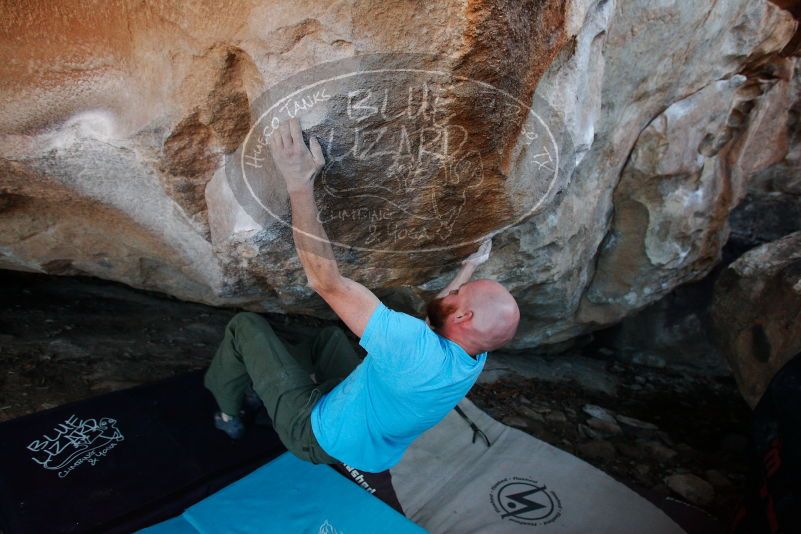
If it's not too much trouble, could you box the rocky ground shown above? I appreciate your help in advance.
[0,269,751,528]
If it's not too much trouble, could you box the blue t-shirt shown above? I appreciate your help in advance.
[310,303,487,472]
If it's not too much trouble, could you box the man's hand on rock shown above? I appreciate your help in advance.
[463,238,492,267]
[268,117,325,194]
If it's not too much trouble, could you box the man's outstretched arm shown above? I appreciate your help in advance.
[269,118,379,338]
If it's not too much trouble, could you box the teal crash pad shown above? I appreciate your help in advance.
[141,452,426,533]
[140,516,197,533]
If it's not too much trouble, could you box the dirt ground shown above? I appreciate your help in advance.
[0,269,751,528]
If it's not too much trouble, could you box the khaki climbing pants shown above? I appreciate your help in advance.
[204,312,361,464]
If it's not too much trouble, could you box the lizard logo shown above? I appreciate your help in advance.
[227,53,568,264]
[490,476,562,526]
[27,414,124,478]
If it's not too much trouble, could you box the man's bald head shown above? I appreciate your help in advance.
[427,279,520,354]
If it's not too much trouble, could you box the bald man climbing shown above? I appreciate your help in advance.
[203,117,520,473]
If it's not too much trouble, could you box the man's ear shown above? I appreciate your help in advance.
[453,310,473,323]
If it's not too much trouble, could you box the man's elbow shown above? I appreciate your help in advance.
[307,275,344,296]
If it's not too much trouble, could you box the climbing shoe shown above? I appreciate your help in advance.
[213,411,245,440]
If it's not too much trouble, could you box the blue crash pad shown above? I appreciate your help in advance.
[141,452,425,533]
[139,516,196,533]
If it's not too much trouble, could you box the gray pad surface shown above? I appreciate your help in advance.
[391,399,684,533]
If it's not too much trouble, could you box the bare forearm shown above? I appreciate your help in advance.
[436,261,477,298]
[288,186,341,290]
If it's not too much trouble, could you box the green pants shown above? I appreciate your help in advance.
[204,312,361,464]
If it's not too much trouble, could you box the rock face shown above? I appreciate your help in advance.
[0,0,797,348]
[711,231,801,407]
